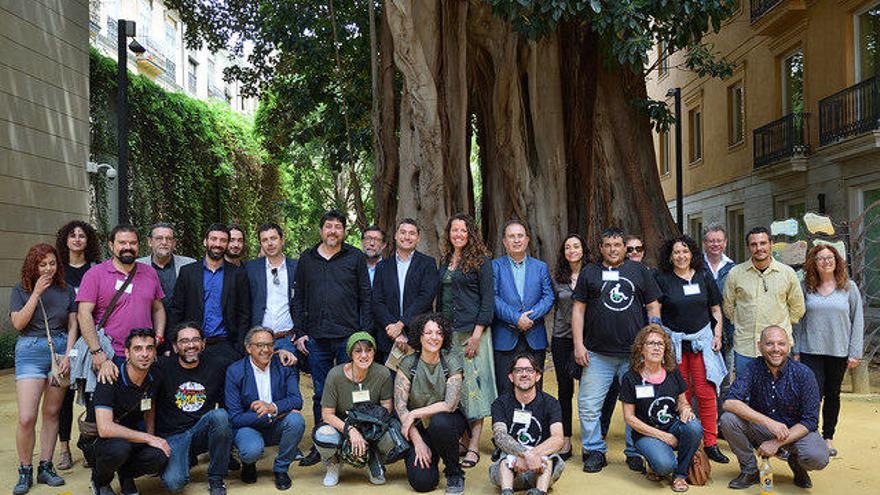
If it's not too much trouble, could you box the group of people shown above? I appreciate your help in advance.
[8,211,864,495]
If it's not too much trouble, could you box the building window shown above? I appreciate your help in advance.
[187,57,198,94]
[855,4,880,82]
[860,186,880,306]
[688,107,703,163]
[688,215,703,239]
[659,130,670,175]
[728,82,744,145]
[726,205,745,263]
[207,57,216,91]
[781,50,804,114]
[658,41,669,77]
[137,0,152,38]
[164,17,178,53]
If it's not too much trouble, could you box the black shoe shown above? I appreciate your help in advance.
[274,471,292,490]
[787,454,812,489]
[559,447,573,461]
[626,455,646,474]
[582,451,607,473]
[241,462,257,484]
[705,445,730,464]
[300,445,321,467]
[13,465,33,495]
[228,454,241,471]
[728,471,760,489]
[208,478,227,495]
[119,476,138,495]
[36,460,65,487]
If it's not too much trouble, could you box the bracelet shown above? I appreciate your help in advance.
[90,348,103,355]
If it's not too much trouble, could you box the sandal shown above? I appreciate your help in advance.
[460,449,480,468]
[671,477,689,492]
[56,449,73,470]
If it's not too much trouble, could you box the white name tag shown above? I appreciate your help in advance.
[352,389,371,404]
[140,398,152,411]
[114,279,133,294]
[635,385,655,399]
[602,270,619,282]
[513,409,532,425]
[683,284,701,296]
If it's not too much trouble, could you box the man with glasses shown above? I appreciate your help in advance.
[702,225,737,413]
[138,222,196,312]
[246,223,299,353]
[490,353,565,495]
[155,323,232,495]
[362,225,387,286]
[723,227,804,374]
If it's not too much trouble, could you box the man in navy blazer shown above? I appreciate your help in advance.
[245,223,298,353]
[225,327,305,490]
[491,220,555,395]
[372,218,439,364]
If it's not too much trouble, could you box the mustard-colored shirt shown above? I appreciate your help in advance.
[722,258,805,358]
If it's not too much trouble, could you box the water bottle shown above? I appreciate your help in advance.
[759,456,774,495]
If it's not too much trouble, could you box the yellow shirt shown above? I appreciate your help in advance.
[722,258,805,358]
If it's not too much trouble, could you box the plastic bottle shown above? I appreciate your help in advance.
[759,456,774,495]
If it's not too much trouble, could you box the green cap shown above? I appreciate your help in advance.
[346,331,376,355]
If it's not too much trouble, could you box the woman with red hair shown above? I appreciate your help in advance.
[9,243,77,494]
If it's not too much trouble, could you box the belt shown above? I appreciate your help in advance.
[204,336,229,345]
[274,330,294,339]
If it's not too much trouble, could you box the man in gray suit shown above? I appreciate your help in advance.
[137,222,196,311]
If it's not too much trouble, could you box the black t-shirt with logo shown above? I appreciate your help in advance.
[491,391,562,449]
[93,365,157,432]
[154,356,225,437]
[619,368,688,440]
[573,260,661,357]
[655,269,721,353]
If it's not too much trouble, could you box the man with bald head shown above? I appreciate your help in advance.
[721,326,828,490]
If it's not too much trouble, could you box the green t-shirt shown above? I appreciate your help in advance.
[321,363,394,416]
[398,351,463,410]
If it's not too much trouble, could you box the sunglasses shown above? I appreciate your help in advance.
[626,245,645,254]
[271,267,280,286]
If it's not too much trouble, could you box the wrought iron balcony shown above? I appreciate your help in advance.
[753,112,810,169]
[819,76,880,146]
[751,0,783,22]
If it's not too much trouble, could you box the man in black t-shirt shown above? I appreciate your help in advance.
[91,328,168,495]
[572,227,662,473]
[490,353,564,495]
[156,323,231,495]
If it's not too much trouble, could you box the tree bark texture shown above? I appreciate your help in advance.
[381,0,677,261]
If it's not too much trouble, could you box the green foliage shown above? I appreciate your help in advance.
[0,332,16,369]
[89,48,281,257]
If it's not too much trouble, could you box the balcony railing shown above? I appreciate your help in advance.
[753,112,810,168]
[819,76,880,146]
[751,0,784,22]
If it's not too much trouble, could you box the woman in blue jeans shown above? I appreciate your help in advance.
[620,325,702,492]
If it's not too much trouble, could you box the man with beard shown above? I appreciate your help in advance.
[225,224,247,267]
[721,326,828,489]
[137,222,195,311]
[292,210,372,466]
[245,223,298,353]
[723,227,804,374]
[490,353,565,495]
[362,225,386,286]
[168,224,251,368]
[78,224,166,378]
[155,323,232,495]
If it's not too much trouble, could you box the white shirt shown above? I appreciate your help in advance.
[262,258,294,333]
[704,253,734,280]
[250,358,273,404]
[396,251,413,315]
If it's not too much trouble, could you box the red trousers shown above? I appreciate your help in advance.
[680,351,718,447]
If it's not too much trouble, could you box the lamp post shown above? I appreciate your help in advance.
[667,87,683,233]
[117,19,145,224]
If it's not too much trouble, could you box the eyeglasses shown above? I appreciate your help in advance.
[271,267,280,286]
[512,367,537,375]
[645,341,665,348]
[176,337,203,346]
[249,342,274,350]
[626,245,645,254]
[815,256,835,264]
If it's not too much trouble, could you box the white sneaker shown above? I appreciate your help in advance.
[323,459,341,487]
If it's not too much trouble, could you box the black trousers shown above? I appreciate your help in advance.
[800,353,849,439]
[550,337,575,437]
[203,340,241,369]
[405,410,469,492]
[59,388,75,443]
[92,437,168,487]
[494,335,546,397]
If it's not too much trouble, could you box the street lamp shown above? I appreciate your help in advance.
[666,87,683,233]
[117,19,142,224]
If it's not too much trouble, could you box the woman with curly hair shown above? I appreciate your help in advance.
[395,313,467,494]
[9,244,77,494]
[437,213,495,469]
[54,220,100,469]
[620,325,702,492]
[793,244,863,456]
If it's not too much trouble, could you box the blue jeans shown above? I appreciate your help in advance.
[734,352,759,378]
[306,337,350,423]
[577,352,637,456]
[635,419,703,479]
[161,409,232,492]
[14,334,67,380]
[234,412,306,473]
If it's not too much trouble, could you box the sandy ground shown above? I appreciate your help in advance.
[0,368,877,495]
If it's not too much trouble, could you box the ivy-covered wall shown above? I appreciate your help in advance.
[89,48,281,257]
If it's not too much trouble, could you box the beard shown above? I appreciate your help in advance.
[225,250,241,259]
[117,251,136,264]
[207,248,225,261]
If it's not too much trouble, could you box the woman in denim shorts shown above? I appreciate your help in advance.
[9,243,77,494]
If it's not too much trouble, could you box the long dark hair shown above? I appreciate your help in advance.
[441,213,490,274]
[56,220,101,266]
[657,235,704,273]
[555,233,587,284]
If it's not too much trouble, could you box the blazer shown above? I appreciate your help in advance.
[491,256,555,352]
[245,256,298,328]
[437,256,494,333]
[136,254,196,278]
[371,251,439,353]
[167,260,251,353]
[224,355,303,430]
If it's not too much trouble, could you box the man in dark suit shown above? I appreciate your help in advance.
[491,220,555,396]
[168,223,251,368]
[372,218,439,365]
[245,223,298,353]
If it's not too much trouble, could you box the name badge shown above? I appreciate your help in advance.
[683,284,701,296]
[635,385,655,399]
[140,398,152,411]
[352,389,371,404]
[114,279,134,294]
[602,270,619,282]
[512,409,532,425]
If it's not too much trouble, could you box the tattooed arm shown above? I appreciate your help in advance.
[493,421,527,456]
[393,371,412,418]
